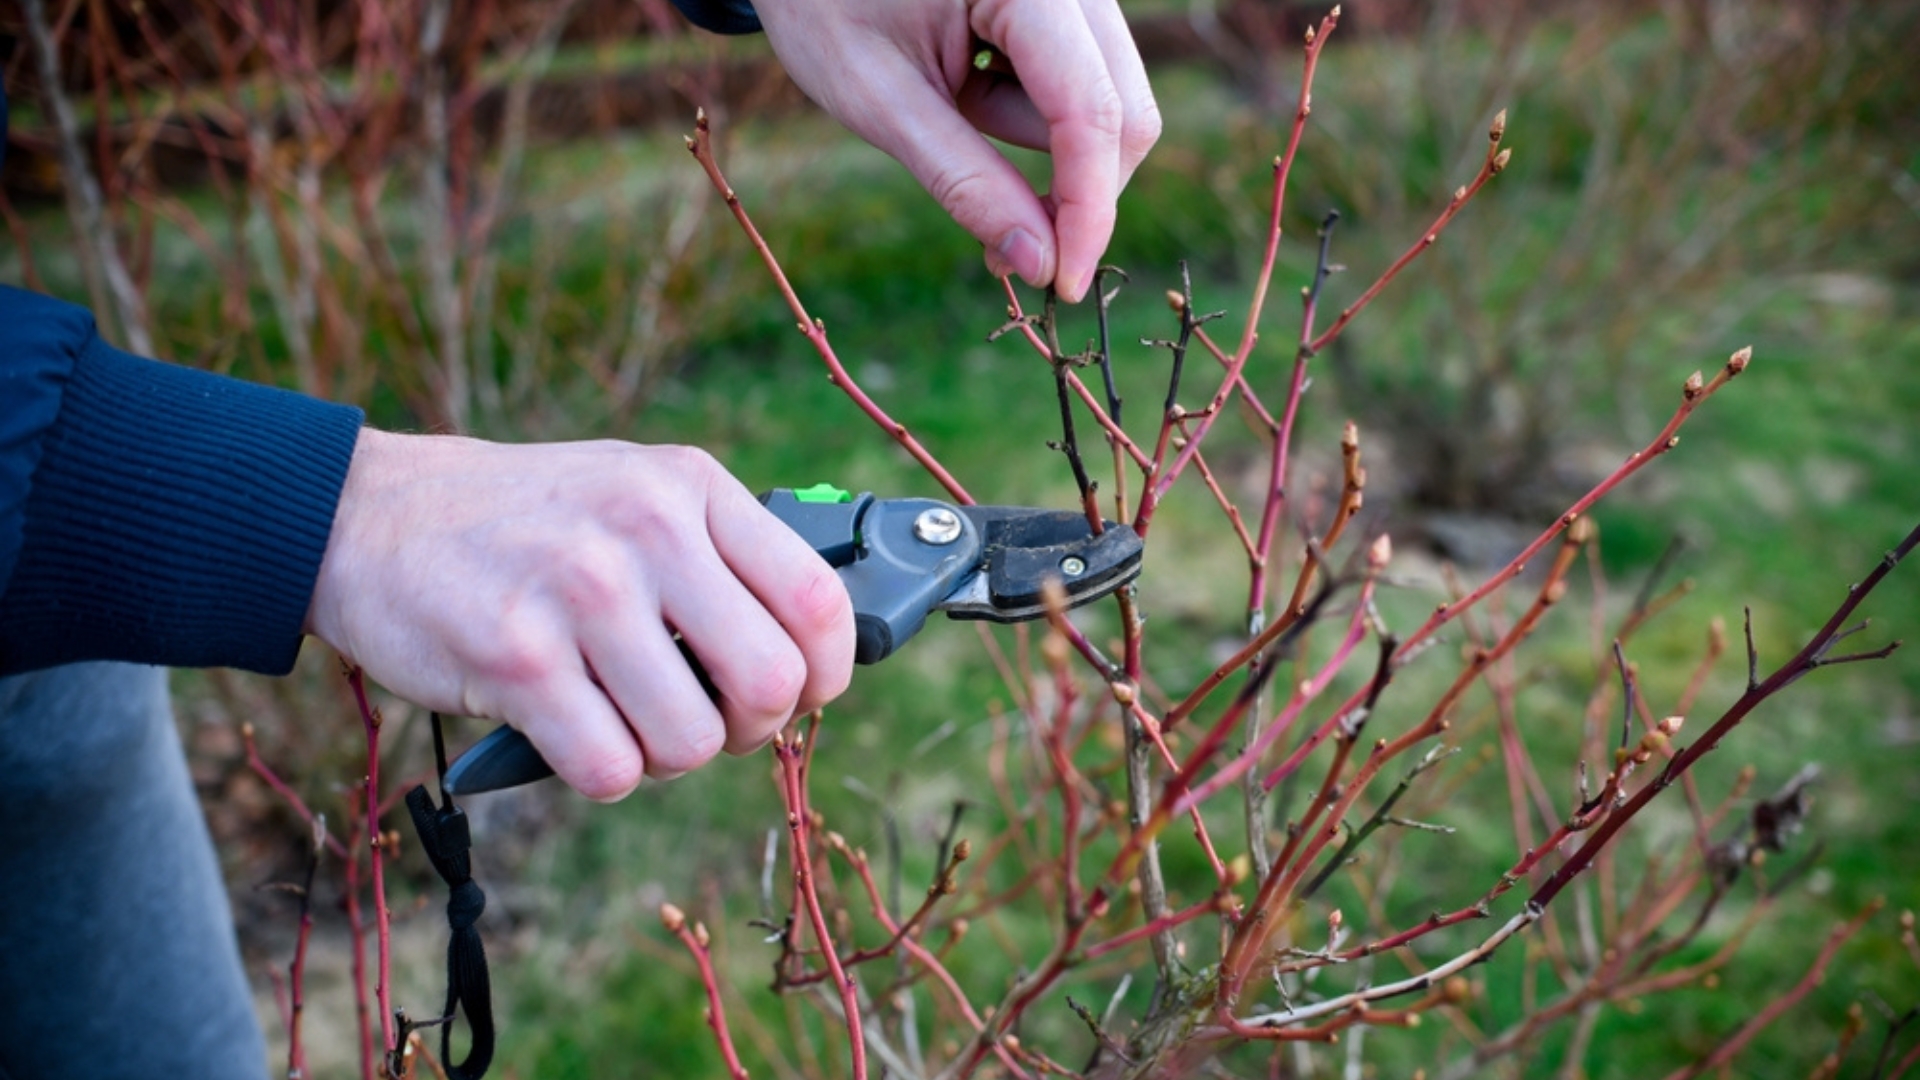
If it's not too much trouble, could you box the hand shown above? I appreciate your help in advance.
[754,0,1160,303]
[304,430,855,801]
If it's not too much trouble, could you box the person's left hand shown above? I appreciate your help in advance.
[754,0,1160,303]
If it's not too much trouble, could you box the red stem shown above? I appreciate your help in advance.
[345,666,396,1062]
[774,736,868,1079]
[687,112,970,505]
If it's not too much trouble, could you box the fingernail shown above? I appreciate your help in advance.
[990,227,1046,286]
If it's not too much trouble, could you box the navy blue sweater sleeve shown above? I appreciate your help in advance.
[671,0,760,35]
[0,286,364,676]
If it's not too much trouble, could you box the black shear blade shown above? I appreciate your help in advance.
[940,507,1143,621]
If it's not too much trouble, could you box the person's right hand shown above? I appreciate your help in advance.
[303,429,856,801]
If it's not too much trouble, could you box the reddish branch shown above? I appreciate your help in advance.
[773,731,869,1080]
[685,110,971,505]
[1531,522,1916,911]
[1657,901,1882,1080]
[345,665,398,1063]
[661,904,750,1080]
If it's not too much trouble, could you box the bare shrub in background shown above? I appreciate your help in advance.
[3,0,785,430]
[1187,0,1919,531]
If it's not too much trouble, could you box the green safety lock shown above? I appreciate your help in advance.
[793,482,852,504]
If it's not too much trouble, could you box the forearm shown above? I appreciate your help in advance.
[0,290,363,676]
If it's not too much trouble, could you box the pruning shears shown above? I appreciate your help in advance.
[442,484,1145,795]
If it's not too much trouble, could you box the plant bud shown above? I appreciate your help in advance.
[1112,681,1138,706]
[1328,908,1344,931]
[1683,370,1705,400]
[1490,109,1508,142]
[1368,534,1393,569]
[1658,715,1685,737]
[1228,853,1252,886]
[1492,148,1512,173]
[1343,420,1359,448]
[954,838,973,862]
[695,922,711,948]
[1166,289,1186,312]
[660,903,687,933]
[1728,345,1753,374]
[1567,515,1596,544]
[1042,629,1070,668]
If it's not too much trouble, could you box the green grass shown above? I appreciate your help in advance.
[13,8,1919,1077]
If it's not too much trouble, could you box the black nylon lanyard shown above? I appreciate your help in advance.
[403,713,495,1080]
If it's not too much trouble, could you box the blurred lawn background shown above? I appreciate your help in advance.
[5,1,1920,1076]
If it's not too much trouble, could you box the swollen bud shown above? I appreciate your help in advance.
[1166,289,1187,313]
[1368,533,1393,569]
[660,903,687,933]
[1489,109,1508,143]
[954,838,973,862]
[1683,371,1705,400]
[1728,345,1753,374]
[1492,148,1512,173]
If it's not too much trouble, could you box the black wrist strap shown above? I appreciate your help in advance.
[405,713,496,1080]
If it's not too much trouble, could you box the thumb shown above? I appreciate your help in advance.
[834,57,1060,290]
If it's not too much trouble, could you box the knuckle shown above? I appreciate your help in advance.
[553,539,629,618]
[925,167,1000,234]
[1075,80,1127,140]
[789,563,854,638]
[468,627,564,691]
[575,751,645,803]
[732,650,808,722]
[648,718,727,778]
[1125,100,1164,163]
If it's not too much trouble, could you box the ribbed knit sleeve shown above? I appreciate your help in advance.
[0,289,81,597]
[671,0,760,35]
[0,288,364,676]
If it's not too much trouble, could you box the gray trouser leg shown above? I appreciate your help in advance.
[0,662,264,1079]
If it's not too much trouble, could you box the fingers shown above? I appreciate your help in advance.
[490,652,650,804]
[974,0,1120,301]
[700,477,856,749]
[318,435,858,803]
[830,50,1062,294]
[1075,0,1161,188]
